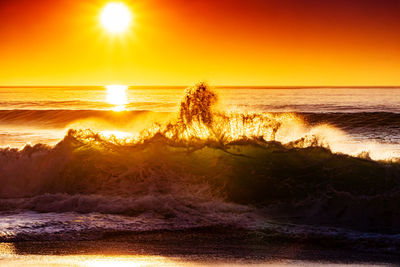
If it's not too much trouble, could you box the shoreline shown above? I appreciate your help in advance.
[2,229,400,266]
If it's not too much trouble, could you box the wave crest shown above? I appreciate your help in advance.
[1,84,400,233]
[54,83,396,162]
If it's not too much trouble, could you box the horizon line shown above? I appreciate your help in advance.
[1,85,400,89]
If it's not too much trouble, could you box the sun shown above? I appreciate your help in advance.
[100,2,132,34]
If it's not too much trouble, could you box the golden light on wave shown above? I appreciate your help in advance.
[100,2,132,34]
[100,130,132,139]
[106,85,128,111]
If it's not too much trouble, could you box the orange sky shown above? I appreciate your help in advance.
[0,0,399,86]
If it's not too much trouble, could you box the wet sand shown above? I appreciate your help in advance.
[1,230,399,266]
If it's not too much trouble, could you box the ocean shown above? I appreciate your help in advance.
[1,85,400,265]
[1,86,399,157]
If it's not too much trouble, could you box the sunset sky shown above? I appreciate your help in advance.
[0,0,399,86]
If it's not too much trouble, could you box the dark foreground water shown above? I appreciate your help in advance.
[2,230,400,266]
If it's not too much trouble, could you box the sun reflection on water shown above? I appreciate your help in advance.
[0,251,208,267]
[81,256,187,267]
[106,85,128,111]
[0,243,16,256]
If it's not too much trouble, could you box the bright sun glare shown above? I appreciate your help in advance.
[106,85,128,111]
[100,2,132,33]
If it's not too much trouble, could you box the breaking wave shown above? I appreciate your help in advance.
[1,83,400,239]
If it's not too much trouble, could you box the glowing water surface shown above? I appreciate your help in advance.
[0,243,389,267]
[0,86,399,112]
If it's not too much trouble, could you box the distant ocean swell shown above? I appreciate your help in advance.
[1,84,400,247]
[0,109,400,131]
